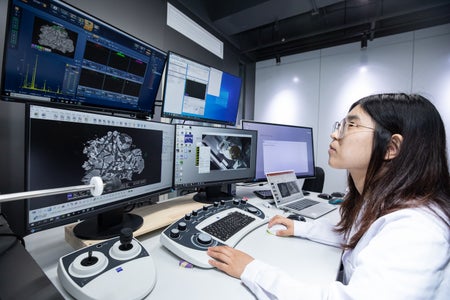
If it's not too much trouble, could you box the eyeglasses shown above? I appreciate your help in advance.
[332,118,375,139]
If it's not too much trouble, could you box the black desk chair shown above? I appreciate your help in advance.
[302,166,325,193]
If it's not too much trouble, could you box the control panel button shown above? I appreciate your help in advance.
[178,222,187,231]
[170,228,180,238]
[247,207,258,214]
[197,233,212,245]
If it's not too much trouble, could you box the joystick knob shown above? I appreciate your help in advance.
[80,250,99,267]
[119,227,133,251]
[69,251,108,278]
[109,228,142,260]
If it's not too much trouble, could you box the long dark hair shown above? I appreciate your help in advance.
[335,93,450,249]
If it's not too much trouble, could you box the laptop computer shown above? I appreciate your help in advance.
[266,170,337,219]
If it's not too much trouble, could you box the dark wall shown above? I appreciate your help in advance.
[63,0,241,76]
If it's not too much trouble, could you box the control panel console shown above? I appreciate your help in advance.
[160,199,268,268]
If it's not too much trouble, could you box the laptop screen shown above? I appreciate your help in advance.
[266,170,305,205]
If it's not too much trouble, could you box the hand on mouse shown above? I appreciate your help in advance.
[267,215,294,236]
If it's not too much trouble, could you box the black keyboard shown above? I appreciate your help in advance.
[285,198,319,211]
[201,211,256,242]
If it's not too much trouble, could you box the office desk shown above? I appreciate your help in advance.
[24,186,342,299]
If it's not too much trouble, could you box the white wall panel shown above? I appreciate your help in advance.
[318,34,414,193]
[412,24,450,166]
[255,25,450,194]
[254,52,321,162]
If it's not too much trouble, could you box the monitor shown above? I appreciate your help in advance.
[161,51,242,126]
[174,124,257,202]
[241,120,315,181]
[1,0,167,117]
[1,105,175,239]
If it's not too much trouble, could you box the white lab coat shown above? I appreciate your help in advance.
[241,207,450,299]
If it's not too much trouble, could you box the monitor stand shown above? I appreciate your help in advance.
[73,207,143,240]
[192,184,235,203]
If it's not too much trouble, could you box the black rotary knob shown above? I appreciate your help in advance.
[213,201,219,207]
[178,222,187,231]
[247,207,258,214]
[197,233,212,245]
[233,199,240,205]
[170,228,180,238]
[192,210,198,216]
[184,213,191,220]
[202,205,208,211]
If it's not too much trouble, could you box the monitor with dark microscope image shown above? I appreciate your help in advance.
[1,105,175,239]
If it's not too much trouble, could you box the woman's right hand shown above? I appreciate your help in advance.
[267,215,295,236]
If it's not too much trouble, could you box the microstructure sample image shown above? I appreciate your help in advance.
[38,25,75,54]
[201,135,251,170]
[32,16,78,59]
[277,181,300,197]
[81,131,145,186]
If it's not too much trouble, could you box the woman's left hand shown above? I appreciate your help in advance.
[207,245,254,278]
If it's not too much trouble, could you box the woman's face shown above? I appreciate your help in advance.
[328,104,376,178]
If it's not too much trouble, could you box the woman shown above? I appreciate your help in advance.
[207,93,450,299]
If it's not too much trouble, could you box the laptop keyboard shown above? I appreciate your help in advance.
[201,211,256,242]
[285,198,319,211]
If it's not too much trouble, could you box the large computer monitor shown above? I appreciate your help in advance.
[1,0,167,117]
[2,105,175,239]
[241,120,316,181]
[161,52,242,126]
[174,124,257,202]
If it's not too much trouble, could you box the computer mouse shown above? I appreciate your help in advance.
[331,192,345,198]
[287,214,306,222]
[266,224,287,235]
[328,198,344,205]
[318,193,333,200]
